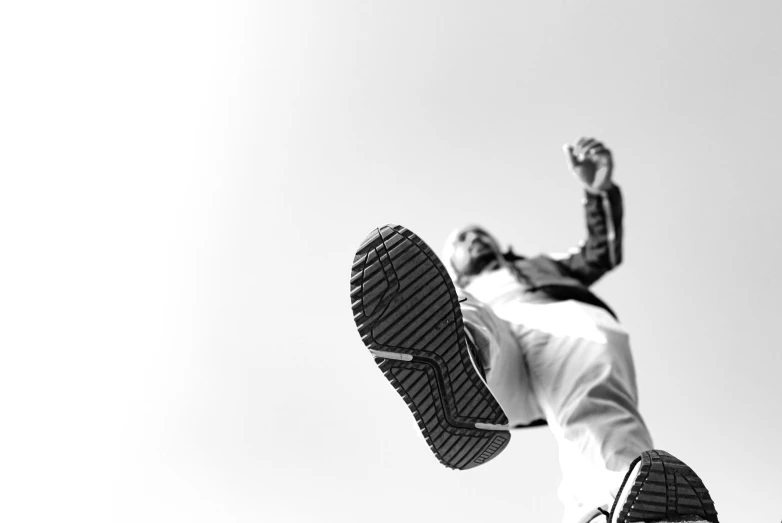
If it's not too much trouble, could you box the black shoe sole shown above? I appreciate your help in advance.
[350,224,510,470]
[613,450,719,523]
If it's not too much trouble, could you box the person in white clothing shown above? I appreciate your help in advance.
[349,138,719,523]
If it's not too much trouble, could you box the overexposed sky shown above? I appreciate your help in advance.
[2,1,781,522]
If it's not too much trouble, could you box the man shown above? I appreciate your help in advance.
[349,138,718,523]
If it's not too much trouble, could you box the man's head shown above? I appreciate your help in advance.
[442,225,503,286]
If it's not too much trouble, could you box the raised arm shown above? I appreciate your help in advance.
[550,137,623,287]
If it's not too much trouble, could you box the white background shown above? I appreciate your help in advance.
[2,1,781,522]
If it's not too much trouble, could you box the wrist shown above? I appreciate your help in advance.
[585,180,614,195]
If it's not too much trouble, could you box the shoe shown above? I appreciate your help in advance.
[350,224,510,470]
[606,449,719,522]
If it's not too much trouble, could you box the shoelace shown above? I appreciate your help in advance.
[462,327,488,383]
[585,508,610,523]
[606,454,643,522]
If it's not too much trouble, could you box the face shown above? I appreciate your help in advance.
[450,227,500,277]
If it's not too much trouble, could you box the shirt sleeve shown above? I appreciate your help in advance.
[548,183,623,287]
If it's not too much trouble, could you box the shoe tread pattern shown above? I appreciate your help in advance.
[350,224,510,470]
[619,450,719,523]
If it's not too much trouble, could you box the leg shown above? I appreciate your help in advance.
[505,300,655,522]
[493,300,719,523]
[459,292,546,429]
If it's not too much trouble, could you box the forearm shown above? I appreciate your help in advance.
[551,183,623,286]
[583,182,623,270]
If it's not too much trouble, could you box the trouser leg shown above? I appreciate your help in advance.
[519,304,653,523]
[458,292,545,429]
[459,297,653,522]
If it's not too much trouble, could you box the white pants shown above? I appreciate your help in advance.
[459,294,653,523]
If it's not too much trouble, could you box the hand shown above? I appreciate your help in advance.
[563,137,614,194]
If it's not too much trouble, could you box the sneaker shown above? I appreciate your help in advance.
[350,224,510,470]
[606,449,719,523]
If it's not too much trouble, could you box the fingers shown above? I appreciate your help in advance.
[562,144,578,170]
[576,137,599,151]
[573,136,610,161]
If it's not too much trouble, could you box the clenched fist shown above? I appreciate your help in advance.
[563,137,614,194]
